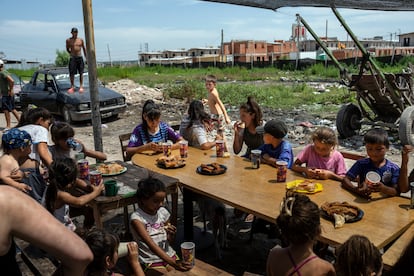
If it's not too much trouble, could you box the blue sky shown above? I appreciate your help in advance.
[1,0,413,63]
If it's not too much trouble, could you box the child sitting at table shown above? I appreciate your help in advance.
[83,228,144,276]
[341,128,404,198]
[0,128,32,193]
[335,234,383,276]
[266,191,335,276]
[49,121,107,161]
[127,100,183,156]
[256,119,294,168]
[292,126,347,181]
[130,177,191,274]
[45,158,104,230]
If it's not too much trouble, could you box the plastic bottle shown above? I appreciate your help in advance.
[66,138,83,152]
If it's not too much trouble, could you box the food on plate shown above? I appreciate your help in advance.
[164,222,175,231]
[200,162,225,174]
[320,201,360,228]
[97,163,124,174]
[296,180,316,192]
[156,155,185,168]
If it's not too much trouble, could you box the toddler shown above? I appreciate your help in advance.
[342,128,403,198]
[0,128,32,193]
[292,126,346,181]
[266,191,335,276]
[130,177,190,274]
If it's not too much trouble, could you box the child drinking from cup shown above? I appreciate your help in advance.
[130,177,191,274]
[341,128,405,198]
[127,100,183,156]
[292,126,346,181]
[49,121,107,161]
[83,228,144,276]
[45,158,104,230]
[266,191,335,276]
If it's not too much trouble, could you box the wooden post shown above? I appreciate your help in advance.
[82,0,103,153]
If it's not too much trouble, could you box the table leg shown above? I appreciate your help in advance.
[183,187,194,241]
[92,204,103,229]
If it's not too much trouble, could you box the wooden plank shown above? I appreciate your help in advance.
[14,238,57,276]
[382,222,414,271]
[163,258,233,275]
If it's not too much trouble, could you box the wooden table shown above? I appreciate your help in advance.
[132,148,414,249]
[89,161,179,231]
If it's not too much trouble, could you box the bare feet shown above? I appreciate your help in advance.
[68,87,75,93]
[79,87,84,93]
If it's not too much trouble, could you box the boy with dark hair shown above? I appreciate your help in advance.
[256,119,294,168]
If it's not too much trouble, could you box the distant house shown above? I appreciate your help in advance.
[399,32,414,47]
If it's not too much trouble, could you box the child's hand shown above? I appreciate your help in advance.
[10,168,25,181]
[368,182,384,193]
[314,169,331,180]
[402,145,413,156]
[148,142,162,152]
[18,183,32,193]
[173,260,192,271]
[91,181,104,195]
[126,241,139,262]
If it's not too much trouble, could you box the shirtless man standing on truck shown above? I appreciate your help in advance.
[66,27,87,93]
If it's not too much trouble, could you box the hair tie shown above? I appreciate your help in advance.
[280,196,295,217]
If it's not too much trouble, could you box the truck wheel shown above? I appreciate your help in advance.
[336,103,362,138]
[399,106,414,145]
[62,106,72,124]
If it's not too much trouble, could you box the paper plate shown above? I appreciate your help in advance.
[286,180,323,194]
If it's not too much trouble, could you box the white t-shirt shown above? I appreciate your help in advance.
[19,124,49,162]
[130,206,176,264]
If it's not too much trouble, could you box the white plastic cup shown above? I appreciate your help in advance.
[365,171,381,187]
[180,242,195,267]
[118,242,130,258]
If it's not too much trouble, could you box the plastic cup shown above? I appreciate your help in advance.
[179,140,188,158]
[216,140,225,157]
[162,141,173,156]
[180,242,195,267]
[365,171,381,187]
[250,149,261,169]
[104,180,119,196]
[118,242,129,258]
[276,160,288,182]
[89,170,102,186]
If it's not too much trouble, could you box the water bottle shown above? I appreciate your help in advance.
[66,138,83,152]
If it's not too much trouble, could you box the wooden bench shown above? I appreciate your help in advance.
[14,238,58,275]
[382,223,414,271]
[163,258,234,275]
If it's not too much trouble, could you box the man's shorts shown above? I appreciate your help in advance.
[2,96,15,111]
[211,113,225,131]
[69,56,85,76]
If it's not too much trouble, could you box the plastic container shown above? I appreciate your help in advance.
[67,138,83,152]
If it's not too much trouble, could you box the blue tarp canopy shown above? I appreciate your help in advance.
[200,0,414,11]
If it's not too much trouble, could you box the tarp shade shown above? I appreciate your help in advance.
[201,0,414,11]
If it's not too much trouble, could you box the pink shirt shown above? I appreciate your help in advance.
[296,144,347,176]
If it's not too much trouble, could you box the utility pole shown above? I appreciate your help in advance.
[325,19,328,68]
[221,29,224,67]
[82,0,103,153]
[107,43,112,67]
[295,14,301,70]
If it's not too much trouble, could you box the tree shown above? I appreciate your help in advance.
[55,49,70,66]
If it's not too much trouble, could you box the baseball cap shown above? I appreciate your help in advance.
[2,128,32,150]
[256,119,288,139]
[71,27,78,33]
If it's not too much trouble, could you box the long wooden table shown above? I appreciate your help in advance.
[132,148,414,250]
[88,161,179,230]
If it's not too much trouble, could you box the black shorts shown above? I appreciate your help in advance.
[69,56,84,76]
[2,96,15,111]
